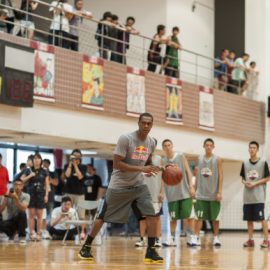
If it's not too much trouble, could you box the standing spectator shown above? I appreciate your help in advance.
[0,8,7,32]
[231,53,250,95]
[48,0,73,49]
[241,141,270,248]
[109,14,122,63]
[0,153,9,199]
[69,0,92,51]
[21,153,49,241]
[17,0,38,39]
[147,24,168,73]
[0,179,30,243]
[214,49,229,91]
[49,196,78,240]
[21,154,34,194]
[95,11,113,59]
[13,163,27,181]
[64,149,86,240]
[245,61,259,100]
[116,16,139,64]
[226,50,236,92]
[42,159,58,239]
[0,0,15,33]
[164,26,182,78]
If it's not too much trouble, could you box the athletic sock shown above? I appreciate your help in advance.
[148,237,155,247]
[85,235,94,246]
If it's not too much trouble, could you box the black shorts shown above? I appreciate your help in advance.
[243,203,265,221]
[28,192,46,209]
[97,185,155,224]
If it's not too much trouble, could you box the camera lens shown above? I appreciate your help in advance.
[10,188,14,193]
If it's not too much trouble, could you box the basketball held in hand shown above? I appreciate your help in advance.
[162,164,182,185]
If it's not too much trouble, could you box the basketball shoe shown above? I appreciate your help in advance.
[78,244,94,260]
[144,247,163,264]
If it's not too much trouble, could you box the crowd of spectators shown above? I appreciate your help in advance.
[214,49,259,99]
[0,149,103,243]
[0,1,259,98]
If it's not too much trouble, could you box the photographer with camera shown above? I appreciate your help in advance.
[49,196,78,240]
[0,179,30,243]
[21,153,49,241]
[64,149,86,239]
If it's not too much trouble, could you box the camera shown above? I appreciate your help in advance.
[9,188,14,194]
[4,188,14,197]
[69,155,78,161]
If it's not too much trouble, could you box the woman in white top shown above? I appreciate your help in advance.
[48,0,73,48]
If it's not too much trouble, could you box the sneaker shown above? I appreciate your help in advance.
[135,239,146,247]
[144,247,163,264]
[19,237,27,244]
[243,239,255,247]
[260,240,270,248]
[154,239,162,248]
[213,237,221,247]
[78,244,94,261]
[36,233,42,242]
[42,230,52,240]
[162,238,176,247]
[187,235,197,247]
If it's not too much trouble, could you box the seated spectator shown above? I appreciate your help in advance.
[21,153,49,241]
[48,0,73,49]
[49,196,78,240]
[0,0,15,34]
[164,26,182,78]
[0,153,9,199]
[147,24,168,73]
[231,53,250,95]
[95,11,113,59]
[69,0,92,51]
[214,49,229,91]
[245,61,259,100]
[226,50,236,92]
[0,179,30,243]
[0,9,8,32]
[17,0,38,39]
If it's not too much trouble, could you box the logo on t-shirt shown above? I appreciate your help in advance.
[201,167,212,178]
[131,145,149,161]
[247,170,259,181]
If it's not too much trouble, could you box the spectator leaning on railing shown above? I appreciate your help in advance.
[214,49,229,91]
[69,0,92,51]
[0,179,30,243]
[48,0,73,49]
[231,53,250,95]
[226,50,236,92]
[164,26,182,78]
[0,8,8,32]
[245,61,259,100]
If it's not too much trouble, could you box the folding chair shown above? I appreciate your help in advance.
[62,200,100,245]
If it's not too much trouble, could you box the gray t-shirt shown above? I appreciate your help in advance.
[240,159,269,204]
[196,154,219,201]
[144,155,162,202]
[109,131,155,189]
[163,153,190,202]
[4,192,30,220]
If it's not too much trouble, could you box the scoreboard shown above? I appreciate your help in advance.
[0,40,34,107]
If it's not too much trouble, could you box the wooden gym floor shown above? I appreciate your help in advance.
[0,232,269,270]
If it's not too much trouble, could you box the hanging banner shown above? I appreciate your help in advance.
[126,67,145,117]
[199,86,214,131]
[82,55,104,110]
[166,77,183,125]
[31,41,55,102]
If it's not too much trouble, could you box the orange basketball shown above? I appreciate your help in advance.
[162,164,182,185]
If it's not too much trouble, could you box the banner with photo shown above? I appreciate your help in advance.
[199,86,214,130]
[82,56,104,110]
[166,77,183,125]
[31,41,55,102]
[126,67,145,117]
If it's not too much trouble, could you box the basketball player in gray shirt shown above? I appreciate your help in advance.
[79,113,163,264]
[241,141,270,248]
